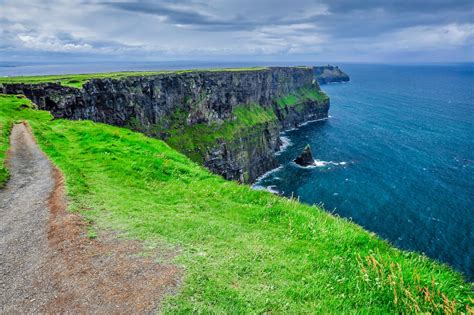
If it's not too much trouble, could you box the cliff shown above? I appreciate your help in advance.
[314,65,350,84]
[1,67,329,183]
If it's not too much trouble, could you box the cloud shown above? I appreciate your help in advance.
[99,0,329,31]
[237,23,328,54]
[0,0,472,62]
[17,34,93,52]
[385,23,474,50]
[102,1,224,27]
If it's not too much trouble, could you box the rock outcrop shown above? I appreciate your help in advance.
[314,65,350,84]
[294,144,315,166]
[1,67,329,183]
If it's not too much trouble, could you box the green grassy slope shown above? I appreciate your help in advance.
[0,67,270,88]
[0,94,472,313]
[276,87,329,109]
[160,104,278,163]
[0,97,15,186]
[156,87,327,164]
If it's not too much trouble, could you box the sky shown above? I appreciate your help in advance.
[0,0,473,64]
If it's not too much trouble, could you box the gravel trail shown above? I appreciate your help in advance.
[0,122,181,313]
[0,122,54,312]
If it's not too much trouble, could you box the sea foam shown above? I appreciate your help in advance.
[252,165,283,184]
[275,136,292,155]
[292,160,348,169]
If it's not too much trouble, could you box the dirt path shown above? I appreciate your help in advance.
[0,122,181,313]
[0,122,54,312]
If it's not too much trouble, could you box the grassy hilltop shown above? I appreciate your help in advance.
[0,94,472,313]
[0,67,269,88]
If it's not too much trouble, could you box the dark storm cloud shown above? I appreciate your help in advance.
[97,0,474,41]
[102,1,473,26]
[316,0,474,38]
[98,0,328,31]
[103,1,229,26]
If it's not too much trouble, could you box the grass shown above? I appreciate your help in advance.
[276,87,329,109]
[0,95,46,186]
[356,252,471,314]
[0,94,472,313]
[158,86,326,164]
[163,104,278,163]
[0,98,14,186]
[0,67,270,88]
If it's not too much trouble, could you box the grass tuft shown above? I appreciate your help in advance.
[357,252,472,314]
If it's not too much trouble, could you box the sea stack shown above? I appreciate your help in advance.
[294,144,315,166]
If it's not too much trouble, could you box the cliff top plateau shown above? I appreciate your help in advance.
[0,66,312,88]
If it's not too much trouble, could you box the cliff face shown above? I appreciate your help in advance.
[1,67,329,183]
[314,65,350,84]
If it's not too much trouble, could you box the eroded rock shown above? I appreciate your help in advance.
[294,144,315,167]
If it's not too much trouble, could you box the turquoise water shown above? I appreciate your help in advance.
[255,64,474,280]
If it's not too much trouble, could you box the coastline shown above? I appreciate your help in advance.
[252,116,332,186]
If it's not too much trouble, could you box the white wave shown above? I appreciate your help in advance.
[251,184,280,194]
[266,185,280,194]
[252,165,283,184]
[284,126,297,132]
[292,160,349,169]
[325,81,349,85]
[313,160,348,167]
[275,136,292,155]
[298,117,329,128]
[281,116,331,133]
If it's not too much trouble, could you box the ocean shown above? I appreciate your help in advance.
[2,61,473,280]
[255,64,474,280]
